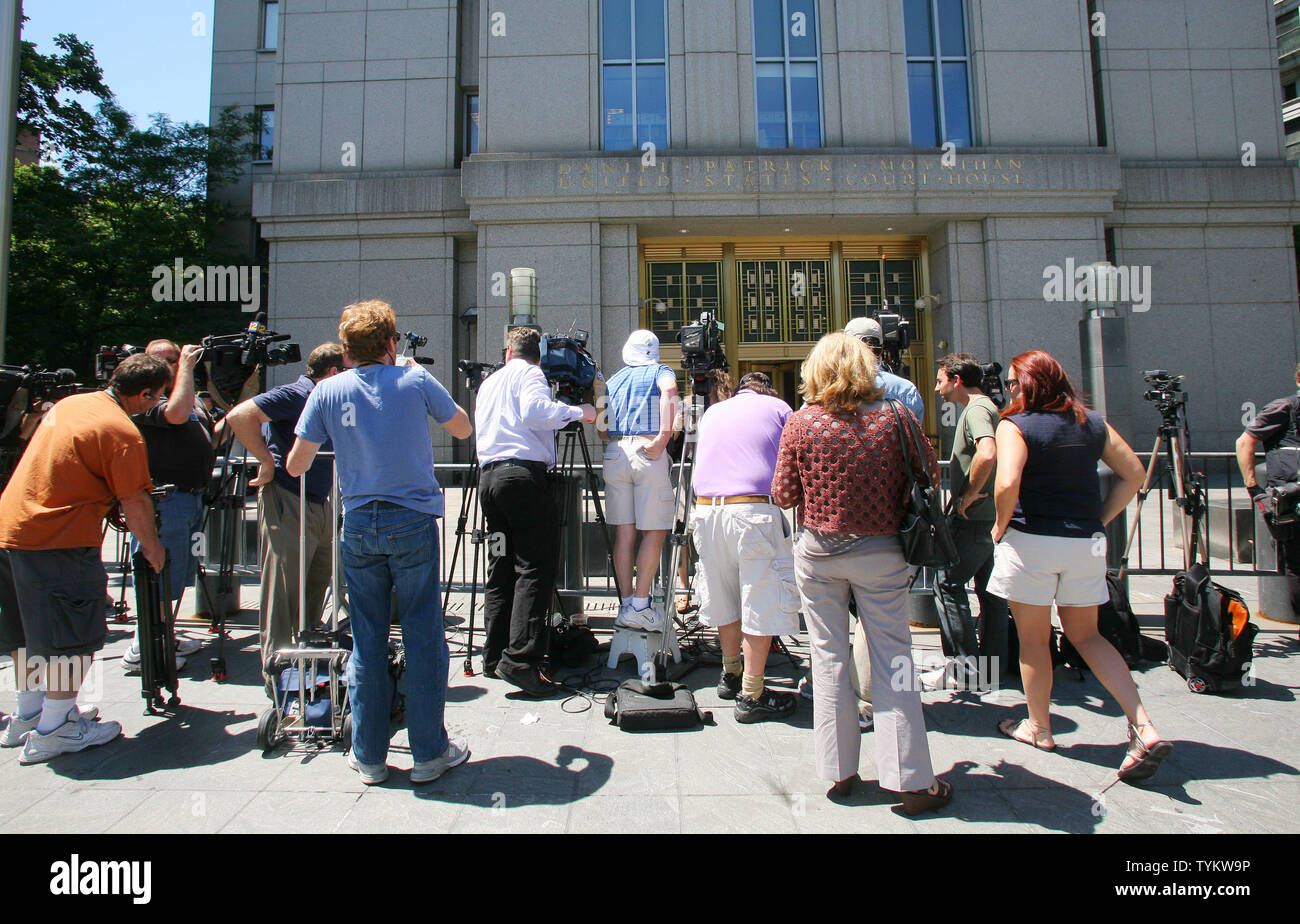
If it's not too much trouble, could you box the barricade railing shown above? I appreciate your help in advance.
[203,450,1277,595]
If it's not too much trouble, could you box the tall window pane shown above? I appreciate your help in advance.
[636,64,668,148]
[786,0,818,58]
[256,106,274,160]
[937,0,965,56]
[904,0,972,148]
[603,65,635,150]
[262,1,278,50]
[466,94,479,156]
[941,62,971,146]
[755,63,787,149]
[906,63,938,148]
[601,0,668,150]
[903,0,933,56]
[789,62,820,147]
[635,0,665,59]
[753,0,784,57]
[602,0,632,59]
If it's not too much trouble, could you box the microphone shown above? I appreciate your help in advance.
[240,311,268,366]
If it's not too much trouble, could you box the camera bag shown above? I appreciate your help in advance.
[1163,563,1258,694]
[1054,569,1168,671]
[603,679,712,730]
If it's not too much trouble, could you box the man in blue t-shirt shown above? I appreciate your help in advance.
[288,300,472,786]
[223,343,347,697]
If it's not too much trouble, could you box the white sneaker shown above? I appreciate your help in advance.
[122,647,186,673]
[347,752,389,785]
[410,739,470,784]
[19,715,122,764]
[174,636,203,657]
[797,676,814,701]
[2,705,100,748]
[615,604,664,632]
[918,662,960,692]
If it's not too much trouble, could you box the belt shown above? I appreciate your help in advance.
[482,459,548,475]
[609,434,652,441]
[696,494,774,506]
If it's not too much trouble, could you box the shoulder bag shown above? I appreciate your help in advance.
[885,400,959,569]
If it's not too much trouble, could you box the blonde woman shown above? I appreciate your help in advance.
[773,332,951,813]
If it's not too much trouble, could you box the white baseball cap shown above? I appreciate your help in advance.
[844,316,883,344]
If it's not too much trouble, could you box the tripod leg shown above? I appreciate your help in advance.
[1120,434,1165,575]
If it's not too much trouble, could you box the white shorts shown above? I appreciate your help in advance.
[986,528,1108,607]
[688,502,802,637]
[602,437,675,530]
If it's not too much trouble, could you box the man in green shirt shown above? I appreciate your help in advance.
[923,353,1009,691]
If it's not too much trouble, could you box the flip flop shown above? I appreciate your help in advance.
[998,717,1056,751]
[1118,723,1174,782]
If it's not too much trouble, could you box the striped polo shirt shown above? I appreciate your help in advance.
[606,363,676,436]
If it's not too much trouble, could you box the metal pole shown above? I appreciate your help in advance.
[0,0,24,364]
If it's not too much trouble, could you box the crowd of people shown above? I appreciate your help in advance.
[21,293,1299,814]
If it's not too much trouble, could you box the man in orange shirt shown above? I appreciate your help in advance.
[0,355,169,764]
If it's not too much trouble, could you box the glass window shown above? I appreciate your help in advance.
[751,0,821,148]
[601,0,668,150]
[255,106,274,161]
[261,1,278,50]
[903,0,972,148]
[465,94,479,157]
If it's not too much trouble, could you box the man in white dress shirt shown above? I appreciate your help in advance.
[474,327,597,697]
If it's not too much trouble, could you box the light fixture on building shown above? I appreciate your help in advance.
[679,228,688,233]
[784,227,791,232]
[509,267,538,327]
[915,293,943,311]
[886,226,894,231]
[641,297,668,315]
[1085,261,1118,319]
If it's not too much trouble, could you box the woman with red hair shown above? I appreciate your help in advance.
[987,350,1172,782]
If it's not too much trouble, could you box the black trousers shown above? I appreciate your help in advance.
[480,461,560,671]
[934,517,1010,677]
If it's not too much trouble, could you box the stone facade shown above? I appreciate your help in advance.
[213,0,1300,454]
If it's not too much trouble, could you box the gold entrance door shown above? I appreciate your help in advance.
[737,361,802,410]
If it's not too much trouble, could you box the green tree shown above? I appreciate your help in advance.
[7,29,260,379]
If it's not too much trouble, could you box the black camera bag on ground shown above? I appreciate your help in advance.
[1054,569,1168,670]
[603,679,712,730]
[1163,563,1258,694]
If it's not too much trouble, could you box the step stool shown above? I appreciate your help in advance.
[607,625,681,673]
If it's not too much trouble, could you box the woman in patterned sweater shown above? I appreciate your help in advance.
[773,332,951,814]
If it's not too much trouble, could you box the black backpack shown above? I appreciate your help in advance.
[1053,569,1168,672]
[1164,563,1258,694]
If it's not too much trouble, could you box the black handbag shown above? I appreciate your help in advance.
[886,400,959,569]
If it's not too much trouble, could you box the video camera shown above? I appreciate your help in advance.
[1256,481,1300,528]
[539,326,598,406]
[1142,369,1187,423]
[201,312,302,406]
[95,345,144,383]
[400,331,435,366]
[980,361,1007,409]
[457,359,503,392]
[872,304,911,376]
[1,364,80,438]
[678,311,727,375]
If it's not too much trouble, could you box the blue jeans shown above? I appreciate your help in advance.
[341,501,448,766]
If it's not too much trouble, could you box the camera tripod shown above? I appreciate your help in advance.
[1118,396,1209,577]
[443,394,621,678]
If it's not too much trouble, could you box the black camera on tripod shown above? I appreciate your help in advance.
[95,345,144,383]
[1142,369,1186,415]
[678,311,727,375]
[539,328,598,406]
[980,361,1007,409]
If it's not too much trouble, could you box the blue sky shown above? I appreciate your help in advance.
[21,0,215,128]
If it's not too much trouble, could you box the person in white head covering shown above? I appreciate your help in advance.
[599,330,680,631]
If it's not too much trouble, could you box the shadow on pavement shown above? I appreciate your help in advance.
[410,744,614,806]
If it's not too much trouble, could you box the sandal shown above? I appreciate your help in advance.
[1117,722,1173,783]
[997,717,1056,751]
[826,773,860,801]
[899,778,953,816]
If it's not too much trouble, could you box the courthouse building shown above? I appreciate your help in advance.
[211,0,1300,454]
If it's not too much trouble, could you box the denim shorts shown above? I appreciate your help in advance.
[0,547,108,657]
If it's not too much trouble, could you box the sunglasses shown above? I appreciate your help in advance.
[1005,377,1020,388]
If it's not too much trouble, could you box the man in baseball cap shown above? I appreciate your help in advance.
[843,317,925,422]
